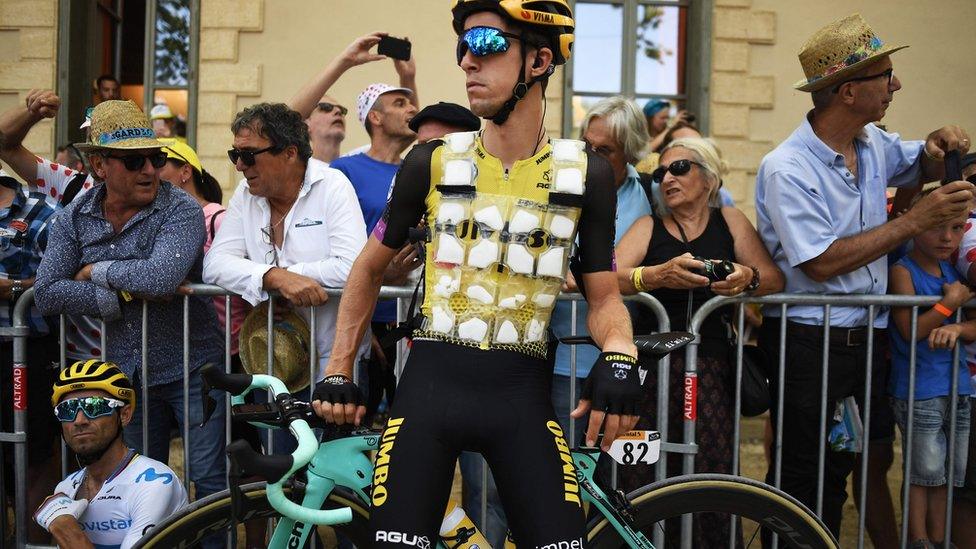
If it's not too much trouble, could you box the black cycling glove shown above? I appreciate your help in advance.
[312,374,362,406]
[581,352,643,415]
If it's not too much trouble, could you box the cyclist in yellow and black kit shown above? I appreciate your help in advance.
[312,1,641,545]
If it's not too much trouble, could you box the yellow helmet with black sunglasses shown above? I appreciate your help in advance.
[451,0,574,124]
[51,359,135,408]
[451,0,574,65]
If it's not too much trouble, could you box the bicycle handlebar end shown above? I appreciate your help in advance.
[201,363,253,396]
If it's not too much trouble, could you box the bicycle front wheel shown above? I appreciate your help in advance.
[133,481,372,548]
[586,474,838,549]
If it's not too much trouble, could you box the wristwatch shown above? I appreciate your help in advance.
[10,279,23,302]
[745,266,761,292]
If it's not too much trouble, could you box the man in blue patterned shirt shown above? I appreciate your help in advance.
[33,101,226,543]
[0,169,61,543]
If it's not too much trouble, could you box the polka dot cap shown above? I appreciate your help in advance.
[356,83,413,127]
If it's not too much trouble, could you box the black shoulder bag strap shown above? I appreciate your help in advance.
[637,171,656,211]
[209,209,226,241]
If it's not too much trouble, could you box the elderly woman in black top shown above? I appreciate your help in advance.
[615,137,784,547]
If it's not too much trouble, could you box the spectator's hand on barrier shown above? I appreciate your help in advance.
[710,263,753,297]
[928,324,964,349]
[0,278,12,300]
[73,263,93,281]
[311,374,366,426]
[562,270,578,292]
[647,252,710,290]
[941,281,974,310]
[264,268,328,307]
[25,89,60,119]
[370,335,389,368]
[572,352,642,450]
[175,280,193,295]
[907,181,976,231]
[385,244,421,285]
[34,493,88,532]
[925,125,971,160]
[340,31,388,68]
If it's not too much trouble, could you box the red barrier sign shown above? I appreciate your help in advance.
[683,372,697,420]
[13,363,26,411]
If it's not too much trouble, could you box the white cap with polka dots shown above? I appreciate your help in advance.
[356,83,413,128]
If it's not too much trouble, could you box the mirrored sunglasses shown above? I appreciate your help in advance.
[456,26,521,65]
[54,396,126,422]
[227,145,277,166]
[651,159,707,183]
[102,152,168,172]
[316,102,348,116]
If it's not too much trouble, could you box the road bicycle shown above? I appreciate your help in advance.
[134,332,837,548]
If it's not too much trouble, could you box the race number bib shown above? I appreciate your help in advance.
[606,430,661,465]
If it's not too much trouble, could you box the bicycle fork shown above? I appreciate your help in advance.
[574,451,655,549]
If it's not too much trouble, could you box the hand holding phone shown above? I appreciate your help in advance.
[378,36,412,61]
[944,150,963,185]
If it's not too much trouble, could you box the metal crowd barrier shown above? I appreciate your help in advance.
[686,293,974,549]
[4,285,672,548]
[7,287,967,548]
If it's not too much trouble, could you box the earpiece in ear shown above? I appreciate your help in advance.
[532,56,543,69]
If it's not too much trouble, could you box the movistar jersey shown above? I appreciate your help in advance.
[374,132,617,359]
[52,451,187,549]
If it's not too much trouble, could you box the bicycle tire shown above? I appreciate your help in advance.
[133,481,372,548]
[585,474,838,549]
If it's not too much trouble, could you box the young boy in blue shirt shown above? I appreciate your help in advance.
[889,192,974,548]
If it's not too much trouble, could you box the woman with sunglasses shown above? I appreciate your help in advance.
[615,136,784,546]
[35,360,187,549]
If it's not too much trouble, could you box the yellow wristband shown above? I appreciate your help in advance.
[632,267,648,292]
[933,302,954,317]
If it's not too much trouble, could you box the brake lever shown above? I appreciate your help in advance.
[226,440,247,522]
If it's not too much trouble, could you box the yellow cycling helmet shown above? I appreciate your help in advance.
[51,360,135,408]
[451,0,575,65]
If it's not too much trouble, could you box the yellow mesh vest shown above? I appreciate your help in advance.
[415,132,588,359]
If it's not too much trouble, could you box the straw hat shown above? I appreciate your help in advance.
[239,302,312,393]
[74,100,165,151]
[794,14,908,93]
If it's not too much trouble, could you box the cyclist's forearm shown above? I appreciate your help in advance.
[324,251,385,378]
[584,272,638,357]
[48,517,94,549]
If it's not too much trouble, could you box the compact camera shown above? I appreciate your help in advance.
[693,256,735,283]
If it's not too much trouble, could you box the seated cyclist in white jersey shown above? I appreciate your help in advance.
[34,360,187,549]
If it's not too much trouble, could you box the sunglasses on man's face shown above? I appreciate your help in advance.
[102,152,168,172]
[227,145,278,166]
[456,26,522,65]
[651,159,707,183]
[316,102,348,116]
[54,396,126,423]
[831,67,894,94]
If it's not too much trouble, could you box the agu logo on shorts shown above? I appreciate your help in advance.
[371,417,405,507]
[375,530,430,548]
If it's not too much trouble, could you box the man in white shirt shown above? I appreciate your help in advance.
[203,103,369,424]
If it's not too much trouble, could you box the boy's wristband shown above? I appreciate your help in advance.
[933,302,954,317]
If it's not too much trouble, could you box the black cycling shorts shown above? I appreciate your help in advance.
[369,340,586,547]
